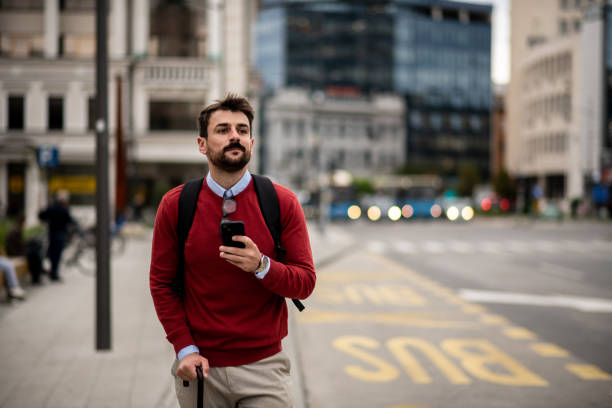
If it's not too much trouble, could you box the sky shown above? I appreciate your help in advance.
[451,0,510,85]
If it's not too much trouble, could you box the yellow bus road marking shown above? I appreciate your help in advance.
[299,309,478,328]
[318,271,406,283]
[565,364,612,380]
[480,314,509,325]
[314,284,427,306]
[530,343,569,358]
[462,305,487,314]
[445,297,469,306]
[503,327,537,340]
[333,336,548,386]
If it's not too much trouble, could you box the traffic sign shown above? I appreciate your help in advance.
[37,146,59,168]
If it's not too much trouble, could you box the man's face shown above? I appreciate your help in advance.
[198,109,254,173]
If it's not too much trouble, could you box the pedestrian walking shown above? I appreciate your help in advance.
[38,190,75,282]
[150,94,316,407]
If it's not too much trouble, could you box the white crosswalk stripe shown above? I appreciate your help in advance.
[479,241,503,254]
[561,240,590,253]
[506,240,530,254]
[422,240,446,254]
[365,238,612,256]
[366,240,387,254]
[448,240,474,254]
[393,241,417,254]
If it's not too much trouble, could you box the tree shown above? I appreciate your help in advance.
[492,168,516,199]
[457,163,481,197]
[352,178,375,197]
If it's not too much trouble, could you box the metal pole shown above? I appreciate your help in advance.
[602,2,610,172]
[96,0,111,351]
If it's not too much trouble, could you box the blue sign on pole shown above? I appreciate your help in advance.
[37,146,59,168]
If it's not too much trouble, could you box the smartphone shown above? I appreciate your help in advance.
[220,220,246,248]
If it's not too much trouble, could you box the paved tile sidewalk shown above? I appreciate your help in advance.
[0,222,352,408]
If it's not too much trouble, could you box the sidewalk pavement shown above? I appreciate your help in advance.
[0,222,354,408]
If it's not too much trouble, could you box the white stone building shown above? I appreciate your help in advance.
[507,0,606,205]
[262,89,405,191]
[0,0,256,224]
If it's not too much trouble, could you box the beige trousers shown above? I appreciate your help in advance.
[171,351,293,408]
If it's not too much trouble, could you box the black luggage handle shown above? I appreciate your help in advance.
[292,298,305,312]
[182,366,204,408]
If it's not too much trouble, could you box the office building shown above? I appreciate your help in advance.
[0,0,256,223]
[262,88,405,189]
[506,0,610,207]
[254,0,492,183]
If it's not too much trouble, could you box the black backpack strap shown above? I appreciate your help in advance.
[252,174,305,312]
[172,177,204,298]
[252,175,285,260]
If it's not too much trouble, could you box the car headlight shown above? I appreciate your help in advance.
[388,206,402,221]
[461,206,474,221]
[347,205,361,220]
[447,206,459,221]
[367,206,382,221]
[430,204,442,218]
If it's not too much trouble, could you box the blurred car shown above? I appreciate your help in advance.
[439,193,475,221]
[361,194,398,221]
[473,186,512,214]
[396,185,441,219]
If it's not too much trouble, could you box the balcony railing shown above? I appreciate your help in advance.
[138,58,211,89]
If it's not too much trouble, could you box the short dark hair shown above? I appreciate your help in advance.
[198,94,254,138]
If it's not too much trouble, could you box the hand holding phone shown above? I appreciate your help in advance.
[220,220,245,248]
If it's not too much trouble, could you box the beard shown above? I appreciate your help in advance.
[207,142,251,173]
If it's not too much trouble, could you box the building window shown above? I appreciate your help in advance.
[60,0,95,10]
[573,19,581,32]
[450,113,462,131]
[364,151,372,168]
[8,95,25,130]
[87,97,96,131]
[559,19,568,36]
[559,0,568,10]
[48,96,64,130]
[149,101,201,131]
[430,113,442,131]
[58,34,65,57]
[410,111,422,129]
[0,0,43,9]
[470,115,482,132]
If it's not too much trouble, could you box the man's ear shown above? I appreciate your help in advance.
[197,137,207,155]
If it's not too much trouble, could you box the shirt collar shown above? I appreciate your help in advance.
[206,170,252,198]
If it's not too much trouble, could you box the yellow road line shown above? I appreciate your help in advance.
[299,309,478,328]
[530,343,570,357]
[462,305,487,314]
[480,314,509,325]
[565,364,612,380]
[503,327,537,340]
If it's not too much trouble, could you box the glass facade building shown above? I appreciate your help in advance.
[255,0,493,176]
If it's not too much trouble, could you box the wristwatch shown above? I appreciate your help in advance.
[254,254,269,274]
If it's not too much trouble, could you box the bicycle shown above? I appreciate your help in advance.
[63,222,126,276]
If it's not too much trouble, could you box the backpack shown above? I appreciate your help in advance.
[172,174,305,311]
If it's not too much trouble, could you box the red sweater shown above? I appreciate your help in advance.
[150,179,316,367]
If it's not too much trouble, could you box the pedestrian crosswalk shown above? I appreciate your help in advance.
[365,238,612,256]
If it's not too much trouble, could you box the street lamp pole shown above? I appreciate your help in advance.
[602,1,611,178]
[95,0,111,351]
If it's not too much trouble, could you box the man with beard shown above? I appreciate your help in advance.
[150,94,316,407]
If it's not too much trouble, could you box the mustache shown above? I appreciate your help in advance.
[224,142,245,153]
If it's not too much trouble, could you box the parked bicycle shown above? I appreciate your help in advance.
[63,221,126,276]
